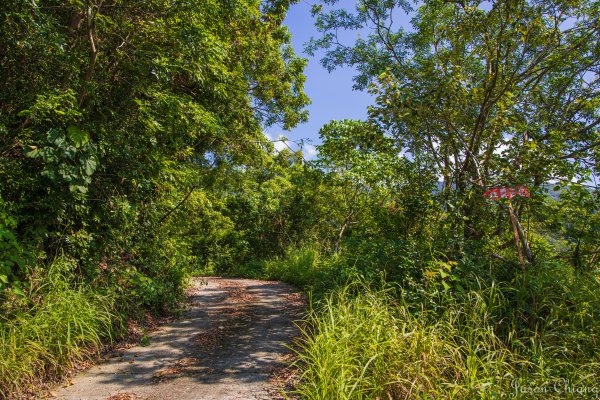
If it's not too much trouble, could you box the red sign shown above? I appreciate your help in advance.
[483,186,530,201]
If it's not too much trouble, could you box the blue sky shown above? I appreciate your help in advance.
[264,1,375,158]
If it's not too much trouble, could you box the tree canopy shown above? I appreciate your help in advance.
[0,0,309,296]
[307,0,599,247]
[0,1,599,397]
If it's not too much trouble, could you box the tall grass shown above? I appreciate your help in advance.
[263,247,329,289]
[227,247,342,293]
[216,247,599,398]
[0,259,117,399]
[294,274,600,399]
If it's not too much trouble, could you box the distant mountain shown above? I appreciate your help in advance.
[433,182,596,201]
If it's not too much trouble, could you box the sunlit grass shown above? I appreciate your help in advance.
[0,260,117,398]
[294,275,600,399]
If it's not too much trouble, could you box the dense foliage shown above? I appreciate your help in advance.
[0,0,310,396]
[0,0,599,398]
[285,0,599,398]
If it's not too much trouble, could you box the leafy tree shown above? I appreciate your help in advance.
[0,0,309,305]
[308,0,599,243]
[545,185,600,269]
[211,148,335,265]
[317,120,402,250]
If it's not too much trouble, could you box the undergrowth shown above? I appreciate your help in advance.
[292,263,600,399]
[221,247,345,294]
[0,259,118,399]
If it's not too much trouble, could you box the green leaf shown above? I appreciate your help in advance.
[67,126,89,147]
[11,284,25,297]
[25,146,41,158]
[71,184,89,193]
[47,128,65,146]
[83,157,97,176]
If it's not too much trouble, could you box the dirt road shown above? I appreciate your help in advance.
[52,278,305,400]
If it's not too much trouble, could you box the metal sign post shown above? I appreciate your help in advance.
[483,186,533,272]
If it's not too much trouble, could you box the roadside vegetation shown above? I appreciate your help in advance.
[1,0,599,399]
[285,254,600,399]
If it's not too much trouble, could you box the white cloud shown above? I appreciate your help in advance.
[263,132,289,152]
[302,144,318,159]
[494,143,509,155]
[274,135,289,152]
[263,131,318,160]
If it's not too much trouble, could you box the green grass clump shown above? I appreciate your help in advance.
[295,284,513,399]
[0,260,117,398]
[294,276,600,399]
[225,247,341,293]
[263,247,322,288]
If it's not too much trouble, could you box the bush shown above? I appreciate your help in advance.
[229,247,343,293]
[263,247,319,286]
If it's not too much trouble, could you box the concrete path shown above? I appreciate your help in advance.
[52,278,305,400]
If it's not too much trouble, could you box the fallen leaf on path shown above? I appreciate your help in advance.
[152,367,182,383]
[176,357,199,366]
[106,393,143,400]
